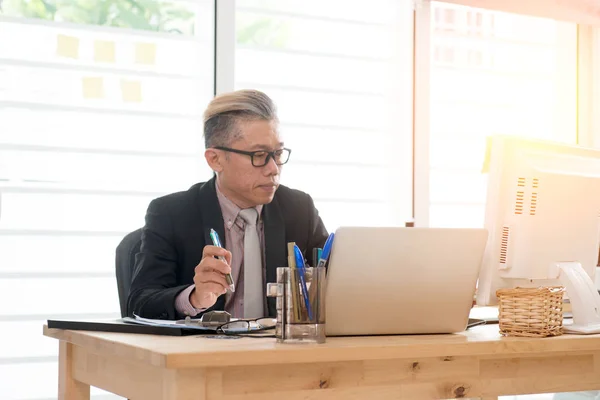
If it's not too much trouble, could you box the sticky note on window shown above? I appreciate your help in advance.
[94,40,116,63]
[82,77,104,99]
[56,35,79,59]
[120,80,142,103]
[134,42,156,65]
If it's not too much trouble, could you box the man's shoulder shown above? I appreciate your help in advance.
[149,181,209,210]
[274,184,313,205]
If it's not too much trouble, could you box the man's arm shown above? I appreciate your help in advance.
[174,285,206,317]
[305,193,329,255]
[127,198,189,319]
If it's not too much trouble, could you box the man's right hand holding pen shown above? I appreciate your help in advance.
[189,245,232,310]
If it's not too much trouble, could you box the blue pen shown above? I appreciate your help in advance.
[316,232,335,269]
[294,245,314,321]
[209,228,235,292]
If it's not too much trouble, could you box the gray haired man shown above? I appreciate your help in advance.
[128,89,329,320]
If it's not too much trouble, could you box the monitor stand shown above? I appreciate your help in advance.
[558,262,600,334]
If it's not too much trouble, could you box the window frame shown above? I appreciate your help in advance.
[432,0,600,25]
[215,0,235,95]
[576,25,596,147]
[413,0,432,227]
[590,26,600,149]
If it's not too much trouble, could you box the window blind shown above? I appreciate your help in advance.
[0,1,214,398]
[234,0,414,231]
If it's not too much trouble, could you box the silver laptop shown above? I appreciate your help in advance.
[324,227,488,336]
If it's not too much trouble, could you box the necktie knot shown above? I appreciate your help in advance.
[238,208,258,227]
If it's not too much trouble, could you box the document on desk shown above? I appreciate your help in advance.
[126,315,276,334]
[125,315,216,331]
[48,316,275,337]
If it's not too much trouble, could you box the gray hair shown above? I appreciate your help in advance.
[203,89,278,148]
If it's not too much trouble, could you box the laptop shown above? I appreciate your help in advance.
[324,227,488,336]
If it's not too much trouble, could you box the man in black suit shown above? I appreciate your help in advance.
[128,89,329,320]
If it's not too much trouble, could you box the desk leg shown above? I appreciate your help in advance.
[58,341,90,400]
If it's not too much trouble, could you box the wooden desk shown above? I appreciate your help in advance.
[44,324,600,400]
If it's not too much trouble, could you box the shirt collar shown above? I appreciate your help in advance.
[215,181,263,230]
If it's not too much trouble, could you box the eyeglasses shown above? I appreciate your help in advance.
[216,317,276,334]
[213,146,291,167]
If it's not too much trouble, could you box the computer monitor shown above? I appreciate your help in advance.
[476,135,600,333]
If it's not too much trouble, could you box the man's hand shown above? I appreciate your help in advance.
[190,245,232,310]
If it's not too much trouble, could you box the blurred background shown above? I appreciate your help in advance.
[0,0,597,398]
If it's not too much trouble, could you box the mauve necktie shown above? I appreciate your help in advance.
[238,208,264,318]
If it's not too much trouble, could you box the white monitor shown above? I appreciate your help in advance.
[477,135,600,333]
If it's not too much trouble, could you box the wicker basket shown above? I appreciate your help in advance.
[496,286,565,338]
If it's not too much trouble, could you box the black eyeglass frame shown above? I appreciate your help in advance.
[215,317,276,335]
[213,146,291,167]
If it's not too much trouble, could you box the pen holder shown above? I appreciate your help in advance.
[267,266,326,343]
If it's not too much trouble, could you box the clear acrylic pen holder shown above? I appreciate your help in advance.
[267,266,326,343]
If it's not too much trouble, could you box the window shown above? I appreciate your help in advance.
[234,0,414,231]
[0,1,214,399]
[423,2,578,228]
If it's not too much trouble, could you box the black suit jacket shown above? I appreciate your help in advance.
[127,177,329,319]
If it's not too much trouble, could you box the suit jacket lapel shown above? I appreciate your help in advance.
[262,196,286,316]
[197,176,226,248]
[196,176,227,311]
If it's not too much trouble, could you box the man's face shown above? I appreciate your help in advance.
[208,119,284,208]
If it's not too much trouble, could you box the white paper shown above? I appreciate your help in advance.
[127,315,212,330]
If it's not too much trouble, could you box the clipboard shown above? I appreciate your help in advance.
[48,312,276,337]
[47,318,201,336]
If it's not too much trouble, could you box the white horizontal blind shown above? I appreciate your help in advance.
[0,1,215,399]
[234,0,414,232]
[427,1,578,228]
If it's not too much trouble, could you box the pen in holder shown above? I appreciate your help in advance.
[267,265,326,343]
